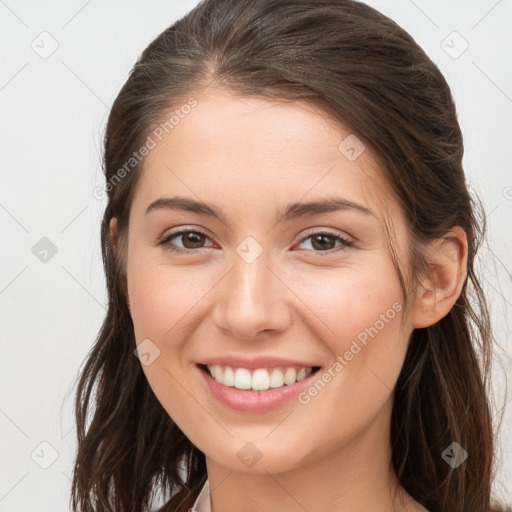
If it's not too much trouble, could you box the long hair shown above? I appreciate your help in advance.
[71,1,510,510]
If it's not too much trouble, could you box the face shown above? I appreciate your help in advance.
[123,87,416,475]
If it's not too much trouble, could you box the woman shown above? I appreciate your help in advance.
[71,0,510,510]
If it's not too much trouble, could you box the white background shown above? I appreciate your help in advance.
[0,0,511,510]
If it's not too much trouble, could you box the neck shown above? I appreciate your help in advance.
[205,398,425,512]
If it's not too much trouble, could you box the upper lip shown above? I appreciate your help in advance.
[197,355,321,369]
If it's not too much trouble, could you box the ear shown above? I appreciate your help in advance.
[109,217,119,251]
[411,226,468,329]
[109,217,131,312]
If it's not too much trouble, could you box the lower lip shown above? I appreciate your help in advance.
[196,365,320,413]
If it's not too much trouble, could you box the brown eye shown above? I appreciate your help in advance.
[296,231,354,255]
[180,231,207,249]
[310,234,337,251]
[158,229,214,253]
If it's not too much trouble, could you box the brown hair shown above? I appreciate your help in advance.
[71,1,510,510]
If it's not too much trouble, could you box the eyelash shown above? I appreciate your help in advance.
[157,228,355,256]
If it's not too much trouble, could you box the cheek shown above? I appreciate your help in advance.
[294,259,404,344]
[293,260,407,406]
[126,257,215,432]
[127,254,213,343]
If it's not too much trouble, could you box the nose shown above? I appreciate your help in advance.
[212,249,291,340]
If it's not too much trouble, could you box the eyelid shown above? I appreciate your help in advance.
[292,229,355,256]
[159,224,213,238]
[296,226,354,244]
[157,226,214,248]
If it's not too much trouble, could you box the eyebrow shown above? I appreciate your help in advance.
[145,195,375,224]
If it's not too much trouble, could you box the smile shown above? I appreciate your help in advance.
[197,363,322,412]
[203,364,320,391]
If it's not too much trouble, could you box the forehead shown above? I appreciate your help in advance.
[132,87,398,222]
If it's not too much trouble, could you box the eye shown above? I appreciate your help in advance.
[157,228,354,255]
[158,229,215,253]
[295,231,354,254]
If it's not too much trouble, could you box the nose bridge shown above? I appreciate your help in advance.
[214,241,289,338]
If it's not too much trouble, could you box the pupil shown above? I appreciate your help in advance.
[312,234,334,251]
[183,232,204,248]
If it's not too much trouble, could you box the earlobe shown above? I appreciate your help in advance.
[411,226,468,329]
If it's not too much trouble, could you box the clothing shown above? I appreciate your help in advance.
[190,480,212,512]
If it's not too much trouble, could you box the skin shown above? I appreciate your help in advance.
[110,86,467,512]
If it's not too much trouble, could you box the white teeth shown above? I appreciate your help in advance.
[214,365,223,383]
[283,367,297,385]
[205,364,315,391]
[296,368,307,381]
[269,368,284,388]
[251,369,270,390]
[234,368,252,390]
[223,366,235,387]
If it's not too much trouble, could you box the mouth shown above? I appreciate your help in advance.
[197,363,322,391]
